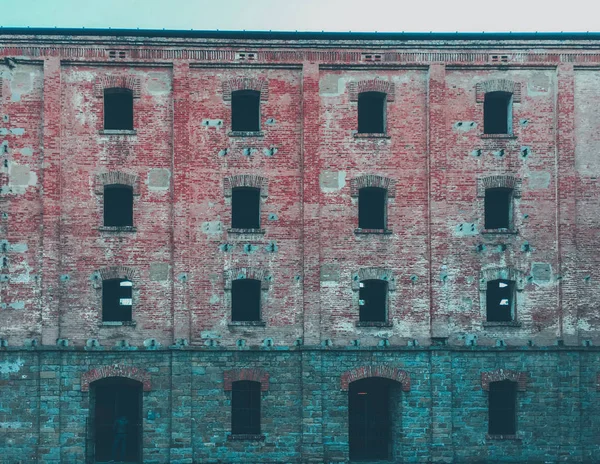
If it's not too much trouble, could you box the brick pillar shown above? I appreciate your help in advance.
[301,61,322,347]
[39,352,62,463]
[556,64,578,345]
[300,350,324,462]
[41,57,62,346]
[170,351,193,463]
[558,351,582,459]
[172,61,191,344]
[429,348,453,462]
[428,64,448,339]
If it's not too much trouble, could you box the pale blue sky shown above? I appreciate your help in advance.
[0,0,596,33]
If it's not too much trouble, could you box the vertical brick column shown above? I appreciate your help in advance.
[41,57,62,346]
[558,351,582,459]
[172,61,191,343]
[300,61,324,461]
[170,351,193,463]
[428,64,448,338]
[429,349,453,462]
[38,352,62,463]
[556,64,578,345]
[301,61,322,347]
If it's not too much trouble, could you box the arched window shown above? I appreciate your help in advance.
[231,380,261,435]
[358,91,386,134]
[484,91,512,135]
[104,88,133,130]
[489,380,517,435]
[104,184,133,227]
[231,90,260,132]
[486,279,515,322]
[232,279,261,322]
[484,187,513,230]
[232,187,260,229]
[102,278,132,322]
[359,279,388,323]
[358,187,386,230]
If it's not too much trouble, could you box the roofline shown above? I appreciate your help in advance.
[1,27,600,41]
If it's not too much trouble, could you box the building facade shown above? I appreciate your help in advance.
[0,29,599,463]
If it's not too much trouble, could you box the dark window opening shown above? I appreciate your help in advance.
[486,279,515,322]
[102,278,132,322]
[104,88,133,130]
[485,188,512,229]
[489,380,517,435]
[232,380,261,435]
[358,91,386,134]
[104,184,133,227]
[359,279,388,323]
[232,187,260,229]
[484,91,511,135]
[232,90,260,131]
[232,279,261,322]
[92,377,142,463]
[358,187,386,229]
[349,377,394,461]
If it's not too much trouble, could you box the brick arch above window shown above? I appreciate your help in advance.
[223,175,269,197]
[477,175,522,198]
[350,175,396,197]
[479,267,525,291]
[92,266,138,289]
[348,79,395,102]
[481,368,527,391]
[222,78,269,101]
[93,76,142,98]
[351,267,396,291]
[81,364,152,392]
[224,267,270,290]
[597,373,600,391]
[94,171,140,195]
[475,79,522,103]
[224,368,269,391]
[340,365,410,391]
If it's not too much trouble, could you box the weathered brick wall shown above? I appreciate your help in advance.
[1,32,600,463]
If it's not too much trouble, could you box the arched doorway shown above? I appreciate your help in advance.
[89,377,142,463]
[348,377,400,461]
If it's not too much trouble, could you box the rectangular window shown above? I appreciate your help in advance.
[102,279,132,322]
[485,188,512,230]
[104,88,133,130]
[359,280,387,322]
[232,90,260,132]
[489,380,517,435]
[232,187,260,229]
[486,279,515,322]
[358,92,386,134]
[232,279,261,322]
[232,381,261,435]
[484,91,512,135]
[104,184,133,227]
[358,187,386,230]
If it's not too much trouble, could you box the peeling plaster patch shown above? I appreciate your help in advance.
[10,72,33,101]
[453,121,477,132]
[531,263,552,285]
[201,221,222,235]
[147,73,171,95]
[8,243,28,253]
[460,297,473,311]
[209,294,220,304]
[320,264,341,283]
[147,168,171,191]
[0,128,25,136]
[526,172,551,190]
[0,358,24,374]
[454,223,478,236]
[319,75,347,96]
[20,147,33,157]
[149,262,169,282]
[8,301,24,310]
[201,331,221,339]
[202,119,224,127]
[320,171,346,193]
[0,422,32,429]
[7,162,37,194]
[527,75,550,96]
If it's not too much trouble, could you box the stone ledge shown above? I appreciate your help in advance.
[99,129,137,135]
[227,433,265,441]
[228,130,264,137]
[483,321,522,327]
[486,433,521,440]
[97,226,137,233]
[228,321,267,327]
[99,321,137,327]
[480,134,517,139]
[481,228,518,235]
[356,321,393,328]
[353,132,391,139]
[354,228,393,235]
[227,228,266,235]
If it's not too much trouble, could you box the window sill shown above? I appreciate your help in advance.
[99,129,137,135]
[227,434,265,442]
[481,228,518,235]
[228,321,266,327]
[480,134,517,139]
[353,133,391,139]
[99,321,136,327]
[97,226,137,233]
[486,433,521,441]
[228,228,265,234]
[228,131,264,137]
[354,228,393,235]
[483,321,522,327]
[356,321,393,328]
